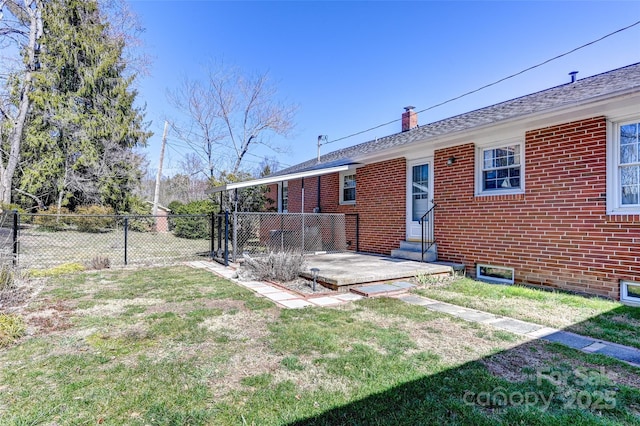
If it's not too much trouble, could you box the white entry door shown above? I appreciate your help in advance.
[406,158,434,241]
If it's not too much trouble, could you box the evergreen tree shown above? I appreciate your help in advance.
[17,0,150,212]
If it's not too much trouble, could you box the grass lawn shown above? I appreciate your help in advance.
[17,228,212,269]
[1,266,640,425]
[414,277,640,350]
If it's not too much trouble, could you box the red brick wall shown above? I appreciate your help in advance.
[434,116,640,299]
[281,158,407,254]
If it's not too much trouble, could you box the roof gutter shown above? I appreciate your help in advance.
[205,163,355,194]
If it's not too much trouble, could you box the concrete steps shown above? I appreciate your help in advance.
[391,240,437,262]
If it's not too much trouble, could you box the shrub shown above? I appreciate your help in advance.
[89,256,110,270]
[170,200,217,239]
[240,251,305,282]
[124,197,154,232]
[29,262,85,278]
[33,206,72,231]
[0,313,25,347]
[73,205,115,233]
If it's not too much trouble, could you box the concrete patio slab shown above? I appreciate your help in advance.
[299,252,454,288]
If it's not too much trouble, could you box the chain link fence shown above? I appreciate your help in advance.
[15,213,217,269]
[6,211,358,270]
[227,212,355,261]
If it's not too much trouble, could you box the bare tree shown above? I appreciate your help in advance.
[0,0,42,204]
[168,78,227,178]
[168,62,297,176]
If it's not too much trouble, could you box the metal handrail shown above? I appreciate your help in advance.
[418,202,437,262]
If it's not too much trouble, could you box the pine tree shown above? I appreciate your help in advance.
[18,0,150,212]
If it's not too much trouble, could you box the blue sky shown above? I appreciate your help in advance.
[128,1,640,176]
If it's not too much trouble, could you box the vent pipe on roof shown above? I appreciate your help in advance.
[402,106,418,132]
[569,71,578,83]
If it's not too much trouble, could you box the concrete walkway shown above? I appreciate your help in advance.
[395,293,640,368]
[188,260,640,368]
[188,260,363,308]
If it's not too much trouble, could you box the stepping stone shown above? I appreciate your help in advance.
[594,344,640,365]
[527,327,559,339]
[541,331,595,349]
[253,286,282,295]
[489,318,543,335]
[240,281,268,289]
[456,309,496,323]
[308,297,342,307]
[351,284,410,297]
[265,292,298,301]
[391,281,416,290]
[335,293,363,301]
[425,302,467,315]
[395,295,432,306]
[279,299,313,309]
[583,342,608,353]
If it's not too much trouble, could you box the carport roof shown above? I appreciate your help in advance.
[205,159,358,194]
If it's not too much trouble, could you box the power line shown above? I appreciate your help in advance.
[324,19,640,146]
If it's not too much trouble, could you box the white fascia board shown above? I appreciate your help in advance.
[205,164,354,194]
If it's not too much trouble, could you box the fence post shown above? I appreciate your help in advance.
[12,210,18,267]
[210,211,215,260]
[217,214,222,256]
[124,216,129,265]
[224,211,229,266]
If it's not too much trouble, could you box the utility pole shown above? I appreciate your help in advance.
[152,121,169,218]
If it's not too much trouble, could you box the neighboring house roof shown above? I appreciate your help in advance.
[146,201,171,212]
[276,62,640,177]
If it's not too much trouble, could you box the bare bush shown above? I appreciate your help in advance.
[0,265,15,291]
[89,256,111,270]
[239,251,305,282]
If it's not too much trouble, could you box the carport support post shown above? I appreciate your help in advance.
[233,189,238,262]
[209,211,215,259]
[301,178,305,252]
[224,210,229,266]
[218,192,223,253]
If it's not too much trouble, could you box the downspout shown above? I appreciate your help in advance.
[316,176,321,213]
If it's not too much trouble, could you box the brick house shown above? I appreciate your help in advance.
[211,63,640,301]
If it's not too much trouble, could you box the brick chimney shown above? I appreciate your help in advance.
[402,106,417,132]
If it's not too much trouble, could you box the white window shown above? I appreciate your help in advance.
[608,119,640,214]
[477,143,523,195]
[280,181,288,213]
[476,264,514,285]
[621,280,640,305]
[339,172,356,204]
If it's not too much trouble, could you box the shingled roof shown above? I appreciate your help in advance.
[275,62,640,176]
